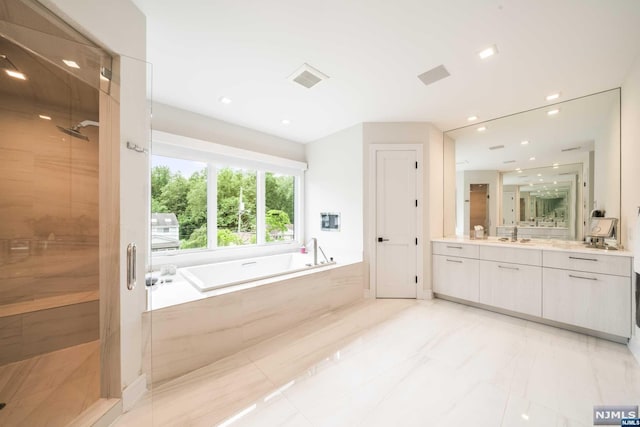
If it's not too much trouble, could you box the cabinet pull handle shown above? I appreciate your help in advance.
[569,256,598,262]
[446,259,463,263]
[498,265,519,270]
[569,274,597,281]
[446,245,463,249]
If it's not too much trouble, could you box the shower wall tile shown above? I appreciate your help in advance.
[0,101,99,311]
[145,262,364,385]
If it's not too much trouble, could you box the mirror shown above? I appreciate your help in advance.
[443,88,620,242]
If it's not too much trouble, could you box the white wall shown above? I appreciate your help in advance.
[42,0,149,409]
[151,102,305,162]
[305,124,363,264]
[621,53,640,364]
[362,122,443,297]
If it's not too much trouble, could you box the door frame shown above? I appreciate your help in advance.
[368,144,424,299]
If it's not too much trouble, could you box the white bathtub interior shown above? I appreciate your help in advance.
[148,252,345,310]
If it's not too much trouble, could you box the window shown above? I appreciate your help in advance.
[265,172,295,242]
[216,167,257,246]
[151,156,207,252]
[150,133,305,254]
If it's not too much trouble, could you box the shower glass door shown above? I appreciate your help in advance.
[0,1,154,425]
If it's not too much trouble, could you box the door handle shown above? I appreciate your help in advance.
[377,237,390,242]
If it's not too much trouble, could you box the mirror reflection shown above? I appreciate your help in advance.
[444,88,620,242]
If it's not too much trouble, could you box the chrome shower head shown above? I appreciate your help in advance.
[56,125,89,141]
[55,120,99,142]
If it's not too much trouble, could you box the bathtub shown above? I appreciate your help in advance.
[181,252,335,292]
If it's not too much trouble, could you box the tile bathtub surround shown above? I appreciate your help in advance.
[116,298,640,427]
[143,262,364,385]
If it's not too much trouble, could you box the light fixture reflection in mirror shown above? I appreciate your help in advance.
[443,88,620,243]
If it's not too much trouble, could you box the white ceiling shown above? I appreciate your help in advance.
[131,0,640,143]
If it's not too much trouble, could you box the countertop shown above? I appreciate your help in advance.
[432,236,633,257]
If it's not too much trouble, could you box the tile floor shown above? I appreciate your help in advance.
[114,299,640,427]
[0,340,100,427]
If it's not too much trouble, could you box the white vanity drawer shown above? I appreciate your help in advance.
[479,260,542,317]
[542,268,631,338]
[432,241,479,259]
[542,250,631,277]
[479,245,542,266]
[433,255,479,302]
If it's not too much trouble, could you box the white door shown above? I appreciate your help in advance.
[376,150,418,298]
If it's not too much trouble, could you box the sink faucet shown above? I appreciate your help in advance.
[511,226,518,242]
[307,237,318,265]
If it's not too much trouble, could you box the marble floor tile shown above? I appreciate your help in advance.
[114,299,640,427]
[0,340,100,427]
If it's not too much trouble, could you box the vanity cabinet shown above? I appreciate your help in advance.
[542,251,631,338]
[479,260,542,317]
[432,242,480,301]
[431,240,633,340]
[433,255,479,302]
[478,245,542,316]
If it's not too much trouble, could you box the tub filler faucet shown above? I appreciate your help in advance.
[307,237,318,265]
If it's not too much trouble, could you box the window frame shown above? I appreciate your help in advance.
[150,131,306,264]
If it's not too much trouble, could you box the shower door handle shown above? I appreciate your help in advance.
[127,243,137,290]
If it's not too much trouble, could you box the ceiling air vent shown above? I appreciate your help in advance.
[489,145,505,150]
[561,146,581,152]
[288,63,329,89]
[503,160,516,164]
[417,64,450,87]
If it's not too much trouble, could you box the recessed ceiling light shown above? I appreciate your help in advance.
[219,96,232,104]
[521,140,529,145]
[477,126,487,132]
[539,178,544,182]
[515,168,521,171]
[529,157,536,161]
[552,163,559,166]
[546,92,561,101]
[517,170,523,173]
[467,115,478,122]
[281,119,291,125]
[5,69,26,80]
[553,165,559,169]
[39,114,51,120]
[62,59,80,69]
[529,183,533,186]
[553,181,557,184]
[547,108,560,116]
[537,173,542,177]
[478,45,498,60]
